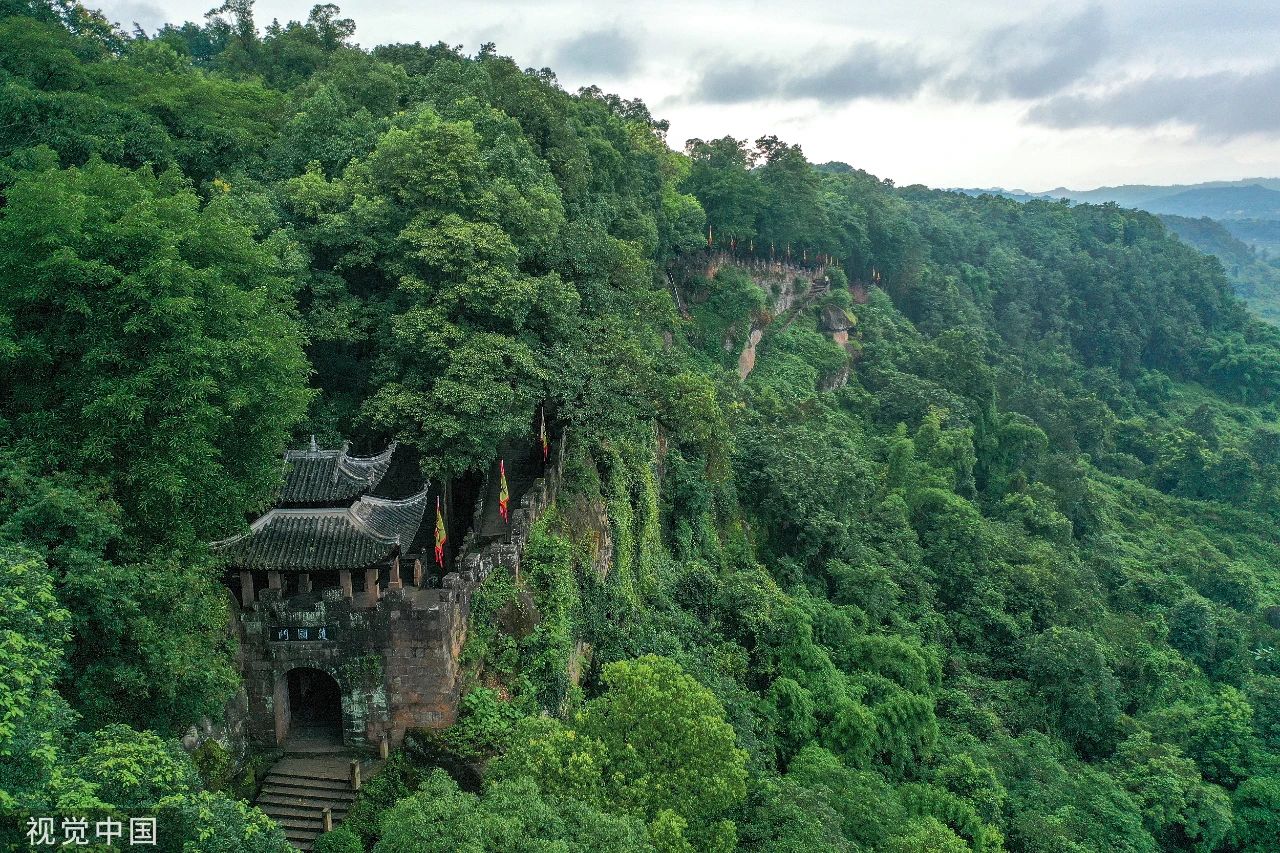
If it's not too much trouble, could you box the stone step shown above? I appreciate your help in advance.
[257,783,355,801]
[264,813,329,830]
[258,803,348,821]
[258,788,353,809]
[260,774,356,795]
[283,833,314,849]
[258,792,353,812]
[258,790,354,810]
[254,756,379,852]
[259,789,355,807]
[270,757,356,781]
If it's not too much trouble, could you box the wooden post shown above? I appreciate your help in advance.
[299,572,312,593]
[238,570,254,608]
[267,571,281,590]
[321,806,332,833]
[349,758,361,790]
[362,567,380,608]
[379,733,389,760]
[388,555,402,590]
[413,558,424,588]
[339,570,353,600]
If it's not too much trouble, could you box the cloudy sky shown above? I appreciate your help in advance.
[97,0,1280,190]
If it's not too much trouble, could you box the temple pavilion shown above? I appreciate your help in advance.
[213,439,430,610]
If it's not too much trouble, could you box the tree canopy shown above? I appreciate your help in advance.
[3,2,1280,851]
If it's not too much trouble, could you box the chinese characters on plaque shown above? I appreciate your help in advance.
[270,625,336,642]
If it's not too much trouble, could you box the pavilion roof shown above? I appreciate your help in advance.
[279,438,395,505]
[212,490,428,571]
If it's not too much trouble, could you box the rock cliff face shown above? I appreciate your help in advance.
[684,253,855,386]
[737,328,764,379]
[818,304,857,390]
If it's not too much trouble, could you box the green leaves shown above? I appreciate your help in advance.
[490,656,747,850]
[0,159,311,549]
[0,545,70,810]
[1022,627,1122,756]
[8,10,1280,853]
[55,724,200,810]
[0,158,301,732]
[374,769,656,853]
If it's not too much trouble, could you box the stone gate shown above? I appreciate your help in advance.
[213,437,557,752]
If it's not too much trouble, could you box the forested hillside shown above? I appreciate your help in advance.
[1160,214,1280,324]
[4,2,1280,852]
[1033,179,1280,220]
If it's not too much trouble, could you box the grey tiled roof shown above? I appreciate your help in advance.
[279,439,395,504]
[212,491,429,571]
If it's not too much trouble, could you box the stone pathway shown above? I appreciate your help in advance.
[477,445,543,541]
[254,753,383,851]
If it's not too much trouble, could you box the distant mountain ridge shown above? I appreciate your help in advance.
[1039,177,1280,208]
[1137,184,1280,219]
[1159,214,1280,324]
[952,178,1280,256]
[955,178,1280,218]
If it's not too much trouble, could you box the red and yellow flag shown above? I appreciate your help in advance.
[434,495,446,567]
[498,459,510,522]
[539,407,549,462]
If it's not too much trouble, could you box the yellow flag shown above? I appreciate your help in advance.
[434,495,446,566]
[498,459,510,522]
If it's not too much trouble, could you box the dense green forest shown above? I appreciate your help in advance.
[4,1,1280,851]
[1160,214,1280,324]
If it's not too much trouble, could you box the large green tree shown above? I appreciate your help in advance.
[0,157,310,548]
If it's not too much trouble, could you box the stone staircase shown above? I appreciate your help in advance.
[254,756,370,851]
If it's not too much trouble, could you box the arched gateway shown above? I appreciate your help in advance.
[277,667,344,751]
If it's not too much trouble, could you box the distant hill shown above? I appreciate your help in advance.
[954,178,1280,223]
[1042,177,1280,211]
[954,187,1043,203]
[1221,218,1280,257]
[950,183,1280,323]
[1137,184,1280,220]
[1159,214,1280,324]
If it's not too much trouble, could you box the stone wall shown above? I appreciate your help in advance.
[235,433,567,753]
[238,584,468,750]
[180,686,251,767]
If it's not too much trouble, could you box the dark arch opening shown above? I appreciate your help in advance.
[282,667,343,751]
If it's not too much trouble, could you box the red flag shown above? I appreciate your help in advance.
[434,495,446,567]
[498,459,510,523]
[540,407,549,462]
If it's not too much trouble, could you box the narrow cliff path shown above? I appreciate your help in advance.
[729,263,834,380]
[477,440,546,541]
